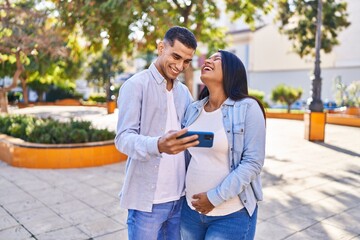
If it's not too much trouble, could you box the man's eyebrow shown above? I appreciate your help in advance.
[172,52,193,61]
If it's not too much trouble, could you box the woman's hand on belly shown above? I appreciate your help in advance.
[191,192,215,215]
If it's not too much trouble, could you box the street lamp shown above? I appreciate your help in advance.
[308,0,324,113]
[304,0,326,142]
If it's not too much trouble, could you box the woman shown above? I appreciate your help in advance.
[181,50,266,240]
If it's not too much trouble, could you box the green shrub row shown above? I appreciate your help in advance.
[88,94,107,103]
[0,114,115,144]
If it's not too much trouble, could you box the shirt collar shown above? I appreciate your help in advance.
[194,97,235,109]
[149,62,180,87]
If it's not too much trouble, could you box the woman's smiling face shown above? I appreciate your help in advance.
[200,52,223,86]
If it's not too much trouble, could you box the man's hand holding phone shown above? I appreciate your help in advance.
[158,129,199,154]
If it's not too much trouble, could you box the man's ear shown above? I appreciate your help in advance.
[157,41,165,55]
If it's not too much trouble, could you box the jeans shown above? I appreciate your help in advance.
[181,200,258,240]
[127,197,184,240]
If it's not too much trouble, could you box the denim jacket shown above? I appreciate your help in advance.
[114,63,193,212]
[182,97,266,216]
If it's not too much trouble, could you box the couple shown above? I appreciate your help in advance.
[115,26,266,240]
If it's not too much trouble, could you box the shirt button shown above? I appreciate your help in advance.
[223,115,226,118]
[227,130,230,133]
[244,199,247,203]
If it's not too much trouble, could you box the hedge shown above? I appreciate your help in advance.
[0,114,115,144]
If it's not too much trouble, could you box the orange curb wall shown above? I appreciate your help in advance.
[0,134,127,169]
[265,112,360,127]
[326,114,360,127]
[266,112,304,120]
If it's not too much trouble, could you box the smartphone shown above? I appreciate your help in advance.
[177,131,214,148]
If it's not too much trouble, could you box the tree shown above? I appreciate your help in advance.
[275,0,350,112]
[26,37,85,103]
[52,0,272,94]
[271,84,303,113]
[86,48,124,101]
[0,0,68,112]
[334,78,360,107]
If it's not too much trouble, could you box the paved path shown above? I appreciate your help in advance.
[1,106,359,240]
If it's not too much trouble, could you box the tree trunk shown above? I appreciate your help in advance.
[38,92,44,102]
[0,90,8,113]
[184,65,194,97]
[309,0,324,112]
[20,77,29,104]
[0,51,24,113]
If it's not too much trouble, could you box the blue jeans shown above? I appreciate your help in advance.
[181,201,258,240]
[127,197,184,240]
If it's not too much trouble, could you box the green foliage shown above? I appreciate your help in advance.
[0,57,17,79]
[87,48,124,89]
[7,91,23,104]
[275,0,350,58]
[271,84,303,113]
[68,129,89,143]
[0,0,85,110]
[334,78,360,107]
[26,51,85,102]
[52,0,272,57]
[0,115,36,139]
[249,89,269,108]
[89,129,116,142]
[27,77,52,101]
[0,115,115,144]
[225,0,273,29]
[46,83,83,102]
[88,94,107,103]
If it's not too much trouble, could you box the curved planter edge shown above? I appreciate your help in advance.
[0,134,127,169]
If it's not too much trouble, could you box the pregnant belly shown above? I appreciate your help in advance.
[185,165,228,202]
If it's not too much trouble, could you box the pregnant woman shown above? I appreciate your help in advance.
[181,50,266,240]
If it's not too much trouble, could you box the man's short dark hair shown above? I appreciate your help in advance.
[164,26,197,50]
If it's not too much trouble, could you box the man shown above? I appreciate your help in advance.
[115,26,199,240]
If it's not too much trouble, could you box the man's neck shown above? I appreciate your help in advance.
[166,80,174,91]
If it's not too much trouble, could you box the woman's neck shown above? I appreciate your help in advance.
[205,91,227,112]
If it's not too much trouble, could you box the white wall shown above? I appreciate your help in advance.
[222,0,360,103]
[248,66,360,103]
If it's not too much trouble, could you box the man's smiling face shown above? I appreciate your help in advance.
[156,39,195,81]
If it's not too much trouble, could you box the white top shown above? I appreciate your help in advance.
[186,107,244,216]
[153,90,185,203]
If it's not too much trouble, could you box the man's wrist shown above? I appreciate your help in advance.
[157,136,163,153]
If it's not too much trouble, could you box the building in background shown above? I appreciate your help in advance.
[193,0,360,104]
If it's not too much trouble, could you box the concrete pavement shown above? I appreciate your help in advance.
[1,106,359,239]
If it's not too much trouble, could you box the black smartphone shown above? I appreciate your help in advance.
[177,131,214,148]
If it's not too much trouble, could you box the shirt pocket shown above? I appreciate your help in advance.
[233,123,245,152]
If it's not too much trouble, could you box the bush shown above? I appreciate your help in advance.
[334,78,360,107]
[7,91,23,104]
[69,129,89,143]
[271,84,303,113]
[88,93,107,103]
[90,129,117,142]
[0,115,115,144]
[249,89,270,108]
[46,84,83,102]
